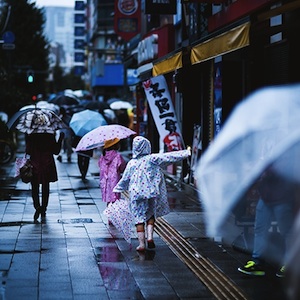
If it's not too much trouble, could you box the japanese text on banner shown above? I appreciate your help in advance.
[142,75,184,151]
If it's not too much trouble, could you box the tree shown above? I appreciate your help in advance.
[0,0,49,116]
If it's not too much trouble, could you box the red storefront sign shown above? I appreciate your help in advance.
[114,0,141,42]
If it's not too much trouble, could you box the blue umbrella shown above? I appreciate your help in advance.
[69,109,107,137]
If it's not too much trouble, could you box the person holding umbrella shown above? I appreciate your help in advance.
[15,109,65,222]
[98,138,126,224]
[113,136,191,251]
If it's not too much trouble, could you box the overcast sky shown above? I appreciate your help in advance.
[32,0,74,8]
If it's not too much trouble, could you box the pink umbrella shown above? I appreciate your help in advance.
[75,124,136,151]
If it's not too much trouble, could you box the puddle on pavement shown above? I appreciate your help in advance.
[0,270,7,299]
[131,250,156,261]
[0,189,31,201]
[95,243,141,291]
[57,218,93,224]
[0,221,33,227]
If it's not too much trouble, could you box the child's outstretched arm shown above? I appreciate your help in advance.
[150,149,191,167]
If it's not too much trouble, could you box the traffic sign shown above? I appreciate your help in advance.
[2,31,15,43]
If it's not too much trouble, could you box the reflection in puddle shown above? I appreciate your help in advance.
[133,250,156,261]
[96,243,156,291]
[96,244,131,290]
[99,262,132,290]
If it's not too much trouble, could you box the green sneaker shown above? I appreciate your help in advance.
[276,266,285,278]
[238,261,265,276]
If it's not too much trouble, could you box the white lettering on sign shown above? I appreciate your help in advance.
[138,34,158,65]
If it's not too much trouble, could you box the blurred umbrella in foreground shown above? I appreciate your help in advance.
[195,84,300,239]
[195,85,300,280]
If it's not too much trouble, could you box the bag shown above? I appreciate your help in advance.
[19,159,33,183]
[15,156,28,177]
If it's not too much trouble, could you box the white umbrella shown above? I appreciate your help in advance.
[195,84,300,239]
[110,101,133,110]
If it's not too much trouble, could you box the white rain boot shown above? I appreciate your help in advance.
[136,231,145,252]
[147,224,155,249]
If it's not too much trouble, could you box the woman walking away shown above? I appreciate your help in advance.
[25,132,64,222]
[98,138,126,222]
[113,136,191,252]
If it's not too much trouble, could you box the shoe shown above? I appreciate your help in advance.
[238,261,265,276]
[276,266,285,278]
[67,157,71,163]
[57,155,62,162]
[34,208,41,221]
[147,240,156,249]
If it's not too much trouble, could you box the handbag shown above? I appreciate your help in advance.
[15,155,28,177]
[19,159,33,183]
[16,154,33,183]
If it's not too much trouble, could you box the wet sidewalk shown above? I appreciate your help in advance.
[0,140,289,300]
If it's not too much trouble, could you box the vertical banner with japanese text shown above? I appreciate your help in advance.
[142,75,184,152]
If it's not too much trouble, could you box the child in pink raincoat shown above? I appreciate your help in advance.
[98,138,127,214]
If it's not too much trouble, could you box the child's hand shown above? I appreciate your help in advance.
[187,146,191,156]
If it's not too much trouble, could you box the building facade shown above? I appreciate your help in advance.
[82,0,300,187]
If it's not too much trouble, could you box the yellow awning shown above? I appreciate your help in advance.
[191,22,250,65]
[152,51,182,77]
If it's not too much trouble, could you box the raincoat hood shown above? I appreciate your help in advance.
[132,136,151,158]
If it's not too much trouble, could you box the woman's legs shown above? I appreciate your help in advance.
[78,154,90,179]
[31,180,41,220]
[41,182,50,218]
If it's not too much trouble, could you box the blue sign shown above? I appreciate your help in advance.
[2,31,15,43]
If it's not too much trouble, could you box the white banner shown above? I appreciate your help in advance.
[142,75,184,151]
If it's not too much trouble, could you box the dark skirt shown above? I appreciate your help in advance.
[31,151,58,184]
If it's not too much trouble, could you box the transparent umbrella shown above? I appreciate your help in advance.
[103,196,133,244]
[9,108,67,134]
[195,84,300,239]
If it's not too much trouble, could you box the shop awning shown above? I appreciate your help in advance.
[152,51,182,77]
[191,22,250,65]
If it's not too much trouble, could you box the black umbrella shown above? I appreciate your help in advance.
[49,95,80,106]
[7,108,33,130]
[7,108,67,134]
[84,101,110,111]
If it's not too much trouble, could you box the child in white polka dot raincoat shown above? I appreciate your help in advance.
[113,136,191,251]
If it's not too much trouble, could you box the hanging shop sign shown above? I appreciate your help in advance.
[143,75,184,151]
[145,0,177,15]
[137,34,158,65]
[114,0,141,42]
